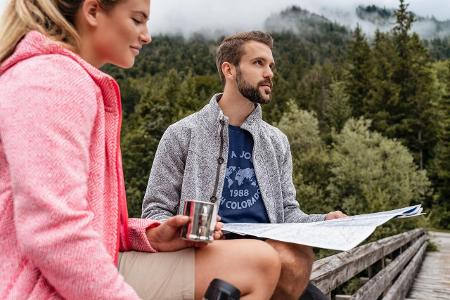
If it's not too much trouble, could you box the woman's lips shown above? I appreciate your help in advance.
[130,46,141,55]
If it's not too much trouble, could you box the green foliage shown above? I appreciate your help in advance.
[345,0,440,183]
[364,30,399,129]
[277,102,431,230]
[427,240,439,252]
[323,81,352,135]
[327,118,431,215]
[426,37,450,60]
[429,61,450,228]
[344,25,373,117]
[277,101,332,214]
[295,62,346,140]
[100,1,448,227]
[121,72,180,216]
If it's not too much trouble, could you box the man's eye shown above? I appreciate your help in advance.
[255,60,263,65]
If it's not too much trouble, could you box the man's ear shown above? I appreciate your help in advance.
[81,0,102,27]
[221,62,236,81]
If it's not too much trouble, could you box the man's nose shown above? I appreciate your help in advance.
[264,66,274,79]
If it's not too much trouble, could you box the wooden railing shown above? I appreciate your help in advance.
[310,228,428,300]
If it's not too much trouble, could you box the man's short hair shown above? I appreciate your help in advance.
[216,31,273,84]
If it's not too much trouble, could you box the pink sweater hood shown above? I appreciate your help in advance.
[0,31,158,299]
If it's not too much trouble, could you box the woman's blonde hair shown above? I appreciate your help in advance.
[0,0,120,63]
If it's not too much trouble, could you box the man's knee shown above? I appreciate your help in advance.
[267,240,314,268]
[267,241,314,293]
[296,244,315,264]
[254,240,283,275]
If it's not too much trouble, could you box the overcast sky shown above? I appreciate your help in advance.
[1,0,449,36]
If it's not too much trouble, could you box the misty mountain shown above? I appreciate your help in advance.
[265,5,450,40]
[264,6,350,42]
[261,5,450,60]
[356,5,450,39]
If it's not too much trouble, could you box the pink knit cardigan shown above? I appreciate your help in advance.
[0,31,159,299]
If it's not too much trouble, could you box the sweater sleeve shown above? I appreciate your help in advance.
[141,125,186,220]
[123,218,160,252]
[0,55,140,299]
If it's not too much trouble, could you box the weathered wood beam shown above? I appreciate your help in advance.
[349,235,427,300]
[382,242,428,300]
[311,229,424,294]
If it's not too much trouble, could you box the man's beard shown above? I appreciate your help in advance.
[236,67,272,104]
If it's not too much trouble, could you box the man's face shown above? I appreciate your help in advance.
[235,41,275,104]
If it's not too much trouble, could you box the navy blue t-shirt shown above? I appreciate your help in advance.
[219,125,269,223]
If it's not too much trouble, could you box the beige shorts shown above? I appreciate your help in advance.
[118,249,195,300]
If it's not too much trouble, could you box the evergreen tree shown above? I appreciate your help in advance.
[323,81,352,134]
[344,25,373,117]
[351,0,439,171]
[387,0,438,169]
[363,30,400,136]
[432,61,450,228]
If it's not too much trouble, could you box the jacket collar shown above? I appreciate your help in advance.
[200,93,263,133]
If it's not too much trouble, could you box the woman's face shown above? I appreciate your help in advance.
[90,0,151,68]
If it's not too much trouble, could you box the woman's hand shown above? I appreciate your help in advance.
[146,215,224,252]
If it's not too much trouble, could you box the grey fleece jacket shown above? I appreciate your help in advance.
[141,94,326,223]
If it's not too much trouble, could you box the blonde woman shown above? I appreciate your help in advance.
[0,0,281,299]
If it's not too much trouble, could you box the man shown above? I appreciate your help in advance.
[142,31,345,299]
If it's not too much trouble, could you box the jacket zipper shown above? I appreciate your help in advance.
[210,119,226,203]
[112,81,131,261]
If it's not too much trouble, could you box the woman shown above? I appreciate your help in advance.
[0,0,281,299]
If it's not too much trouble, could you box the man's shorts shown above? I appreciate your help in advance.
[118,249,195,300]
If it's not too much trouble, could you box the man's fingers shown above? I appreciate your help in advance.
[326,211,347,220]
[334,211,347,218]
[214,231,223,240]
[215,221,223,231]
[330,211,347,219]
[338,211,347,218]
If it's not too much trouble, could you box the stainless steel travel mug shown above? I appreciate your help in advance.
[180,200,218,242]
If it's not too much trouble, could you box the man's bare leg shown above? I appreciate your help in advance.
[266,240,314,300]
[195,239,281,300]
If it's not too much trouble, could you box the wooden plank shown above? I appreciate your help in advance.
[349,235,427,300]
[336,296,351,300]
[382,242,427,300]
[407,231,450,299]
[311,229,424,294]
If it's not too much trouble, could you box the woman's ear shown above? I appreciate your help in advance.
[80,0,102,27]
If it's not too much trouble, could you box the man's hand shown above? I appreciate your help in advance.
[325,211,347,220]
[213,216,224,240]
[146,215,223,252]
